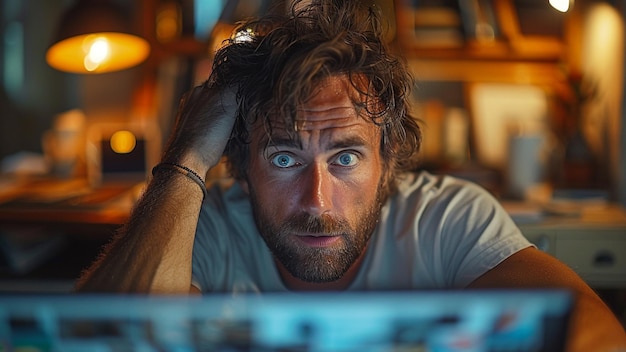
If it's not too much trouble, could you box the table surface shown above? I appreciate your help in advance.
[0,177,141,228]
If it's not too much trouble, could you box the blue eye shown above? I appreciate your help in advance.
[271,154,297,168]
[335,152,358,166]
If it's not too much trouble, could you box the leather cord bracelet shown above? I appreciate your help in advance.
[152,162,208,201]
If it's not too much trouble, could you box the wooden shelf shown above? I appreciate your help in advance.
[156,36,209,60]
[394,0,570,83]
[406,58,567,86]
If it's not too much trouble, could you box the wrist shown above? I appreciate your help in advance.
[162,150,215,180]
[152,162,208,201]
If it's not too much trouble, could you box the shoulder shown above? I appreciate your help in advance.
[384,172,530,287]
[390,171,497,212]
[385,171,518,246]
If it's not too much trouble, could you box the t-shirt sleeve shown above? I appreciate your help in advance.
[437,182,534,288]
[191,195,229,292]
[191,182,280,293]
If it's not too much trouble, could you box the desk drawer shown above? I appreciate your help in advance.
[556,236,626,286]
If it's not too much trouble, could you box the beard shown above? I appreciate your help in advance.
[248,182,389,284]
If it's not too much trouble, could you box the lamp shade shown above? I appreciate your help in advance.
[46,0,150,74]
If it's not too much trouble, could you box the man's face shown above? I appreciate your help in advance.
[242,76,388,284]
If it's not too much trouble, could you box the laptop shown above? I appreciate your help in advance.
[0,290,572,351]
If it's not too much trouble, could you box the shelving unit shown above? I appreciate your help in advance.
[393,0,574,87]
[390,0,588,178]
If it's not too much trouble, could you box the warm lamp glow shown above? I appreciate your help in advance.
[549,0,572,12]
[46,1,150,74]
[46,32,149,74]
[110,130,136,154]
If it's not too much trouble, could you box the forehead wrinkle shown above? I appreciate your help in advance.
[293,76,368,127]
[251,75,378,156]
[294,108,362,131]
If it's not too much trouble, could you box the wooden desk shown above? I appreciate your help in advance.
[0,178,138,235]
[0,203,128,234]
[0,178,138,292]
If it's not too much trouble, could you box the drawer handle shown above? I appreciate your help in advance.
[593,251,615,267]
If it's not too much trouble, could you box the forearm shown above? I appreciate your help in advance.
[75,82,236,293]
[75,170,204,293]
[468,248,626,351]
[566,291,626,352]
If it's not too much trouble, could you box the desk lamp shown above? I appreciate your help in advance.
[46,0,150,74]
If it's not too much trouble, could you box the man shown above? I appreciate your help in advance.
[76,0,626,350]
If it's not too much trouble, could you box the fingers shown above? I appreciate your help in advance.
[163,83,238,175]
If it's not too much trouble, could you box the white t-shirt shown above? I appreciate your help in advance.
[191,172,532,293]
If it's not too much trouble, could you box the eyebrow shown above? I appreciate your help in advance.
[263,136,301,150]
[328,135,370,150]
[261,134,370,152]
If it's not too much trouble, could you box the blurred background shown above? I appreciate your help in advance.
[0,0,624,321]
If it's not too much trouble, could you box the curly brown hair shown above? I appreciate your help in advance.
[208,0,421,193]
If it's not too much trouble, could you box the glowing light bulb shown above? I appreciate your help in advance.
[110,130,136,154]
[83,37,111,71]
[550,0,570,12]
[88,38,109,62]
[47,32,150,74]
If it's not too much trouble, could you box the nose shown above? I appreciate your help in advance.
[299,162,333,216]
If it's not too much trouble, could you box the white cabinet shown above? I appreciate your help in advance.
[515,204,626,289]
[519,228,556,255]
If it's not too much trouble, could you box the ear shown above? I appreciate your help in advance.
[239,179,249,194]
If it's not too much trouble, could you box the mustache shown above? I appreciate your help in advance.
[280,213,352,235]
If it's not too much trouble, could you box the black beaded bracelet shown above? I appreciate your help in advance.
[152,162,208,201]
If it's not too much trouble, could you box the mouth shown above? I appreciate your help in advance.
[295,234,341,247]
